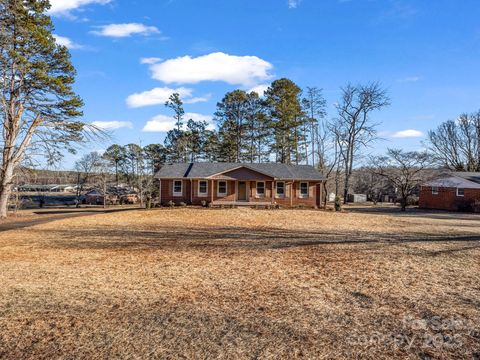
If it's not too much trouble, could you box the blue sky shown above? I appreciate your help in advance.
[49,0,480,169]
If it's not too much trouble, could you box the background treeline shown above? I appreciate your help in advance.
[74,78,480,210]
[162,78,328,165]
[16,77,479,211]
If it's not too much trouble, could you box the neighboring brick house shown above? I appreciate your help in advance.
[155,163,326,208]
[419,172,480,212]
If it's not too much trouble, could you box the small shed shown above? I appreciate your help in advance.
[347,194,367,203]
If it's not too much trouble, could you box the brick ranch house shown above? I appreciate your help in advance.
[155,163,326,208]
[419,172,480,212]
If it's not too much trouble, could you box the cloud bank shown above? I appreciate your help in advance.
[391,129,424,138]
[148,52,273,87]
[143,113,214,133]
[49,0,111,16]
[126,87,209,108]
[92,23,160,38]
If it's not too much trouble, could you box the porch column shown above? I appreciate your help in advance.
[159,179,162,205]
[190,179,193,204]
[210,180,214,203]
[234,181,236,203]
[271,181,275,204]
[290,181,294,207]
[320,181,324,209]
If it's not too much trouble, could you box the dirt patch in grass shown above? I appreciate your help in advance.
[0,208,479,359]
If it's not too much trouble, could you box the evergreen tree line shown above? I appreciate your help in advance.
[162,78,328,166]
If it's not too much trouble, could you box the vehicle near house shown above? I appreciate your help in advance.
[155,163,326,208]
[419,172,480,212]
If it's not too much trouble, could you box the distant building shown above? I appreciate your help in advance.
[419,172,480,212]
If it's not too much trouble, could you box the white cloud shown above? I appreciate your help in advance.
[142,112,214,133]
[391,129,424,138]
[49,0,111,16]
[398,76,420,83]
[53,35,83,49]
[248,84,269,96]
[288,0,301,8]
[143,115,175,133]
[140,57,162,65]
[126,87,210,108]
[149,52,273,87]
[185,113,215,130]
[185,95,211,104]
[91,121,133,130]
[92,23,160,38]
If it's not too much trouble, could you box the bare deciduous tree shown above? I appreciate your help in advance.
[333,82,390,204]
[427,110,480,171]
[74,152,103,206]
[302,87,327,166]
[371,149,431,211]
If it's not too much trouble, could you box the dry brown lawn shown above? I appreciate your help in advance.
[0,207,479,359]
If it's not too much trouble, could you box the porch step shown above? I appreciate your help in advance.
[210,201,275,208]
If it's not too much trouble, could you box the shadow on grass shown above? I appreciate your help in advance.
[38,225,480,254]
[346,206,480,221]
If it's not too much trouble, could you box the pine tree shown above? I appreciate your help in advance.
[0,0,85,217]
[302,87,327,167]
[143,144,166,174]
[164,93,186,162]
[264,79,304,164]
[214,90,249,162]
[244,92,271,163]
[103,145,127,185]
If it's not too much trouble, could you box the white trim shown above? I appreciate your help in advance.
[198,180,208,197]
[275,181,285,198]
[173,179,183,197]
[432,186,439,195]
[206,165,275,179]
[456,187,465,197]
[256,181,265,198]
[299,182,309,198]
[217,180,227,197]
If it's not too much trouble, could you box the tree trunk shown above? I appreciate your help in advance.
[322,181,328,209]
[0,162,15,218]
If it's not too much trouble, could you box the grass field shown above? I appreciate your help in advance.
[0,207,479,359]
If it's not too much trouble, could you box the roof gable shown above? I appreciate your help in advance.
[210,166,274,180]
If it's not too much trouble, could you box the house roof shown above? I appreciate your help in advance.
[453,172,480,184]
[423,172,480,189]
[155,163,325,181]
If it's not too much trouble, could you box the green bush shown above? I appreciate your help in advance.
[334,196,342,212]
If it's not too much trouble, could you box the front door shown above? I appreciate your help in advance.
[237,181,247,201]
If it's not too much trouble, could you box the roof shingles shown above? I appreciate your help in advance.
[156,163,325,181]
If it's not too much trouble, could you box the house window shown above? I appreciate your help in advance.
[198,180,208,196]
[300,182,309,197]
[432,186,439,195]
[456,188,465,197]
[173,180,182,196]
[217,181,227,196]
[276,182,285,197]
[256,182,265,197]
